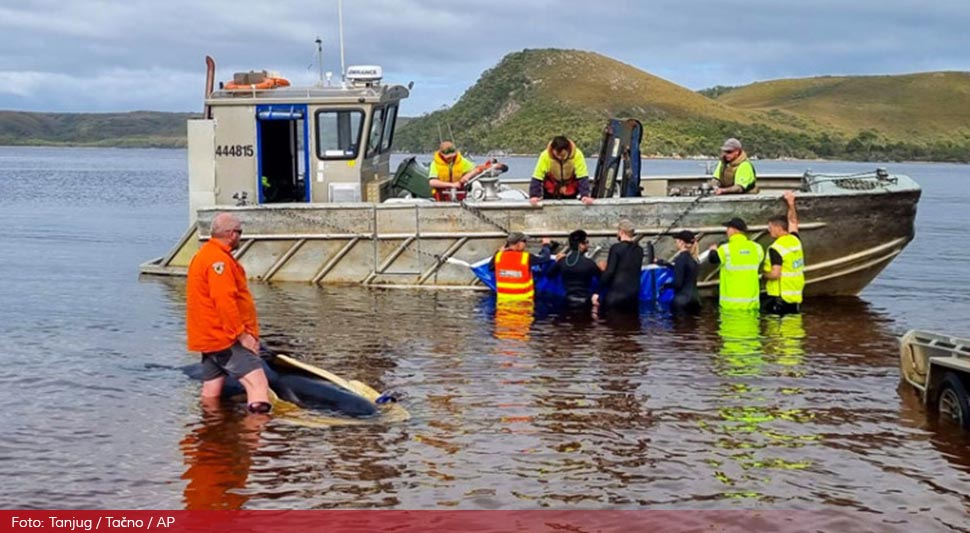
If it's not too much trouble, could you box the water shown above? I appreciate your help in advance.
[0,147,968,526]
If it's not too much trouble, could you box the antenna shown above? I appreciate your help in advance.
[314,36,324,86]
[338,0,346,82]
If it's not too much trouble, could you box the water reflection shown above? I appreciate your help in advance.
[706,310,815,501]
[180,402,268,510]
[492,299,535,342]
[138,275,970,519]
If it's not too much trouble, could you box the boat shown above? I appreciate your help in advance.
[899,330,970,430]
[139,57,921,297]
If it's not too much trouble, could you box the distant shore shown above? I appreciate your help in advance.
[3,143,967,165]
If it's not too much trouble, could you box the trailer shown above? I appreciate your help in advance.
[900,330,970,429]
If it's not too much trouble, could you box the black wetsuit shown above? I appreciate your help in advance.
[600,241,643,312]
[666,251,700,313]
[549,251,601,308]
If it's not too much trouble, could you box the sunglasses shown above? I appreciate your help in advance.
[441,147,457,155]
[722,149,738,154]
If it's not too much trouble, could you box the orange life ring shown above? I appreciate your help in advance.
[224,77,291,91]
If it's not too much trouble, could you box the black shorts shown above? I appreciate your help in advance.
[762,296,801,315]
[200,342,263,381]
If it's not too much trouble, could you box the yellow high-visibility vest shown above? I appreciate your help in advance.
[764,233,805,304]
[717,234,764,310]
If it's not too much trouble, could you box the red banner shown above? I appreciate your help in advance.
[0,510,896,533]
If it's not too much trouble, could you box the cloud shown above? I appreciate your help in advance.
[0,0,968,113]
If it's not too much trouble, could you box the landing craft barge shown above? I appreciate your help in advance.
[140,60,921,297]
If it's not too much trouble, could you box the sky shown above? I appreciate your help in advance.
[1,0,968,116]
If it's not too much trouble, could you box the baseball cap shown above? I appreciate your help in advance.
[506,232,528,245]
[723,217,748,231]
[721,138,742,152]
[671,230,696,243]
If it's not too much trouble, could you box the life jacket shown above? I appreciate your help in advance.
[716,233,764,310]
[494,250,534,301]
[714,151,758,192]
[543,141,579,198]
[764,233,805,304]
[431,151,468,201]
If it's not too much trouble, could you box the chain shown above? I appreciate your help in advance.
[650,190,710,244]
[247,203,459,271]
[249,204,372,239]
[459,200,511,234]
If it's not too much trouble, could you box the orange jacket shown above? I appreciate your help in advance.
[186,239,259,353]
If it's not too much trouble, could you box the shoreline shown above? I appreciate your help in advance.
[1,144,968,165]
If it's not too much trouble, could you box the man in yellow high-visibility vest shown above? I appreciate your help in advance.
[762,191,805,315]
[708,217,764,311]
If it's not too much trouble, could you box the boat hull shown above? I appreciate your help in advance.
[141,174,920,298]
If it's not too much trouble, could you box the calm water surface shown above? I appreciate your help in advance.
[0,147,968,528]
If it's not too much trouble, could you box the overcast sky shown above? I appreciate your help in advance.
[1,0,967,115]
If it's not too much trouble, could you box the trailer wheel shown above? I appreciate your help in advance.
[937,372,970,430]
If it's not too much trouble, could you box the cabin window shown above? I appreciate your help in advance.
[366,107,386,158]
[315,109,364,160]
[381,104,398,153]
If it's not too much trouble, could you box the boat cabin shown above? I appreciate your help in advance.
[187,65,409,221]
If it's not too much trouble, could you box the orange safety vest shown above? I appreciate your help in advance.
[186,239,260,353]
[494,250,534,301]
[543,141,579,197]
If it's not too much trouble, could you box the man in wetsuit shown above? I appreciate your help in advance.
[549,229,600,310]
[593,219,643,313]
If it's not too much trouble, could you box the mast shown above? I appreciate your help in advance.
[315,36,324,86]
[338,0,346,83]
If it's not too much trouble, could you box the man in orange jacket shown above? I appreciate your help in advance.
[186,212,271,414]
[488,232,553,301]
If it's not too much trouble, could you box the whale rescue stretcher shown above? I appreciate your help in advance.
[183,351,410,426]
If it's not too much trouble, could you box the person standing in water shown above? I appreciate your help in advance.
[593,219,643,313]
[549,229,601,311]
[659,230,701,314]
[186,212,272,414]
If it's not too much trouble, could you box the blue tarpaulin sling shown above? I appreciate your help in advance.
[472,258,674,303]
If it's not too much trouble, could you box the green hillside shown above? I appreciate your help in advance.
[395,48,799,157]
[3,51,969,161]
[397,49,970,161]
[715,72,970,138]
[0,111,194,147]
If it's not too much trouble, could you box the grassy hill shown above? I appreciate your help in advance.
[3,51,969,161]
[0,111,194,147]
[714,72,970,138]
[397,49,970,161]
[395,48,802,157]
